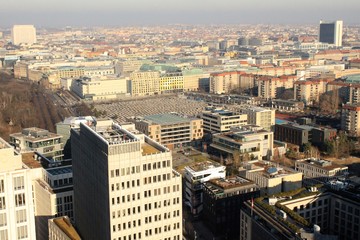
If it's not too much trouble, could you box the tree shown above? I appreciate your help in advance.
[277,88,294,100]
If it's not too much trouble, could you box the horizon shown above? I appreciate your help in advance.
[0,0,359,27]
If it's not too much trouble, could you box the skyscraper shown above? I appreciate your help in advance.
[11,25,36,45]
[71,120,182,240]
[319,20,343,47]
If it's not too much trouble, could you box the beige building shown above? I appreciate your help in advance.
[295,158,348,181]
[210,71,244,94]
[9,128,63,161]
[294,79,331,105]
[182,69,209,92]
[210,126,274,161]
[200,107,247,133]
[257,75,297,99]
[128,113,203,149]
[48,216,81,240]
[0,138,39,240]
[71,76,128,101]
[130,71,160,96]
[71,120,182,240]
[34,166,74,240]
[115,59,151,76]
[239,161,302,195]
[341,103,360,136]
[11,25,36,45]
[241,107,275,131]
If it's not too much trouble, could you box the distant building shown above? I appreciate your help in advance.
[127,113,203,149]
[257,75,297,99]
[130,71,160,96]
[9,127,64,161]
[241,107,275,131]
[184,161,226,215]
[11,25,36,45]
[295,158,348,181]
[209,71,244,94]
[319,20,343,47]
[239,161,302,195]
[159,72,184,93]
[200,107,247,133]
[202,176,259,239]
[71,76,128,101]
[48,216,81,240]
[294,79,331,105]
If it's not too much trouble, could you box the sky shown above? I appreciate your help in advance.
[1,0,359,27]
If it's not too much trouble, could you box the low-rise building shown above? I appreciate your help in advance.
[239,161,302,195]
[241,107,275,131]
[200,107,247,133]
[9,127,63,161]
[210,126,273,161]
[268,99,304,112]
[127,113,203,149]
[184,161,226,215]
[295,158,348,181]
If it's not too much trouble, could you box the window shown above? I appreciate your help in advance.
[0,213,6,227]
[16,210,27,223]
[17,226,27,239]
[0,197,6,210]
[0,179,4,193]
[15,194,25,207]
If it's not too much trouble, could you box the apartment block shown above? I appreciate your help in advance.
[241,107,275,131]
[71,119,182,240]
[127,113,203,148]
[239,161,302,195]
[200,107,247,133]
[182,69,209,92]
[159,72,184,93]
[257,75,297,99]
[294,79,331,105]
[9,128,63,161]
[130,71,160,96]
[209,71,244,94]
[71,76,128,101]
[210,126,273,161]
[295,158,348,181]
[184,161,226,215]
[341,103,360,136]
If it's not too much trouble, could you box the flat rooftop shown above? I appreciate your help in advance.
[141,143,162,155]
[143,113,190,125]
[297,158,347,171]
[22,152,42,169]
[47,166,72,176]
[0,138,12,150]
[11,127,62,141]
[207,176,255,190]
[187,160,223,172]
[53,217,81,240]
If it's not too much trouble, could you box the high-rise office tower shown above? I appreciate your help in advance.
[0,137,38,239]
[71,120,182,240]
[11,25,36,45]
[319,20,343,47]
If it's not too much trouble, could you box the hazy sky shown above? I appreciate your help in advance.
[1,0,359,27]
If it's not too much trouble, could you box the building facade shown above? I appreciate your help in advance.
[319,20,343,47]
[200,108,247,133]
[11,25,36,45]
[71,120,182,240]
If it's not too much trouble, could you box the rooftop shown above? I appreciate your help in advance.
[47,166,72,176]
[22,152,42,169]
[52,217,81,240]
[207,176,255,190]
[186,160,223,172]
[297,158,348,171]
[11,127,62,141]
[143,113,190,125]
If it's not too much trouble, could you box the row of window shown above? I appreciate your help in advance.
[143,160,170,171]
[144,173,171,185]
[111,166,141,178]
[111,179,141,192]
[112,193,141,205]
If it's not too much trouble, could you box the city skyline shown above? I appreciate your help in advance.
[0,0,359,27]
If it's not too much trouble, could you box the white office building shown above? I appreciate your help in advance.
[11,25,36,45]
